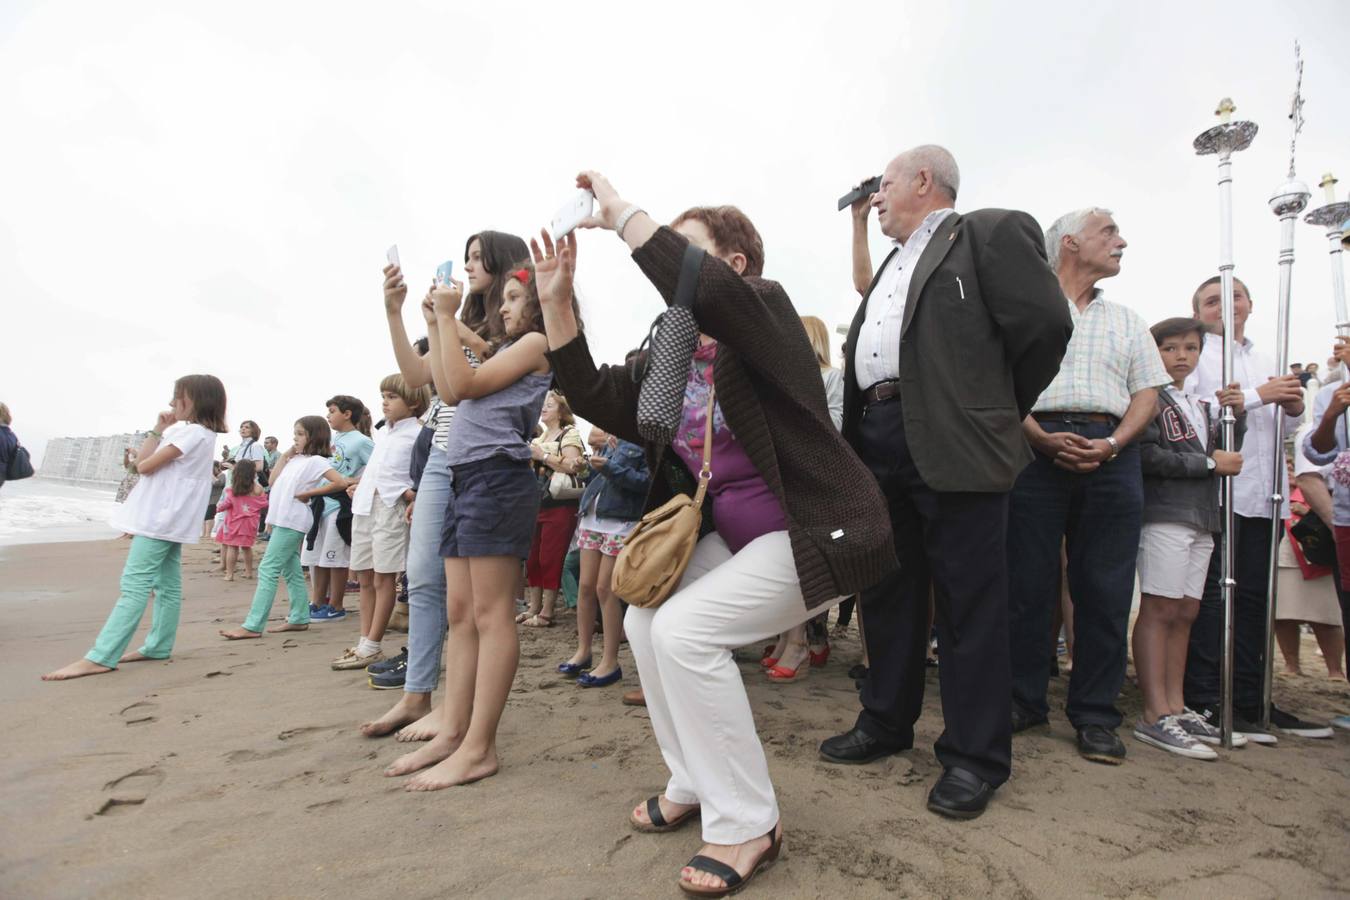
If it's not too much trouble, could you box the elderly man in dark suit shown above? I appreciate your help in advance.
[820,145,1072,819]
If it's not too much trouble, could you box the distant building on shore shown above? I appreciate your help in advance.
[40,433,146,485]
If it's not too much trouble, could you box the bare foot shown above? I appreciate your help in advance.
[680,824,781,892]
[219,628,262,640]
[361,695,432,738]
[224,574,235,582]
[395,708,442,742]
[385,732,460,777]
[42,659,114,681]
[405,745,498,791]
[118,651,158,664]
[267,623,308,633]
[630,795,698,828]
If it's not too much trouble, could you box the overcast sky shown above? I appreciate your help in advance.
[2,1,1347,463]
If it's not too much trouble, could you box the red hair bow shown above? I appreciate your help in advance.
[510,268,530,284]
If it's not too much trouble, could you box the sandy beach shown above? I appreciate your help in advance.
[2,538,1347,898]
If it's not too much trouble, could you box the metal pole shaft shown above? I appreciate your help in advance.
[1329,227,1350,440]
[1261,210,1297,730]
[1217,151,1238,750]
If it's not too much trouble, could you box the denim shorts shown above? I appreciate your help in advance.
[440,456,541,559]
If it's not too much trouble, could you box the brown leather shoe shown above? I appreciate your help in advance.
[622,688,646,707]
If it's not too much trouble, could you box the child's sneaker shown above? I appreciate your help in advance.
[1331,714,1350,732]
[311,605,347,622]
[1177,707,1248,747]
[1133,715,1218,760]
[368,647,407,675]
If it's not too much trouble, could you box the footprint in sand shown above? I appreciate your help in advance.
[94,766,165,817]
[119,700,157,726]
[277,726,326,741]
[204,671,232,678]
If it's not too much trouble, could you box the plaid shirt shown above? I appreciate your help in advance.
[1031,290,1168,418]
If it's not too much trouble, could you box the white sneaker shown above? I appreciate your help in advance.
[1133,716,1218,760]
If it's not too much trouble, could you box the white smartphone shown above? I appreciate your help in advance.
[550,190,595,241]
[386,244,401,268]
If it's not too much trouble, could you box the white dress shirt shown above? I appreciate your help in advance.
[1185,334,1303,519]
[351,416,421,516]
[853,208,955,390]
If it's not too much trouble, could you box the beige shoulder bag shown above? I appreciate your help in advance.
[611,386,715,609]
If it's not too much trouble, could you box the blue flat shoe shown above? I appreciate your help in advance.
[578,667,622,688]
[557,657,592,677]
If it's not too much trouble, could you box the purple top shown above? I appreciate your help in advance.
[671,342,788,554]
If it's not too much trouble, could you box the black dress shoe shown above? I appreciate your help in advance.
[1076,724,1126,764]
[1011,706,1049,734]
[818,727,906,765]
[926,767,994,820]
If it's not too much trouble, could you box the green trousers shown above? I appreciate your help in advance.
[86,536,183,668]
[561,547,581,609]
[241,526,310,633]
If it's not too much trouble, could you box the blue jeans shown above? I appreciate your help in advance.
[405,444,451,694]
[1007,420,1143,729]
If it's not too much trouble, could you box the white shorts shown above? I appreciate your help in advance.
[301,512,351,569]
[349,489,409,574]
[1137,522,1214,600]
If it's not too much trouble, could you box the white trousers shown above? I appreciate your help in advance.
[624,530,826,844]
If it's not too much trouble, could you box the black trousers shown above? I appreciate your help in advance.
[1184,514,1275,715]
[854,398,1012,787]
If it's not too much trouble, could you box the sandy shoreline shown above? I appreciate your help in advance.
[2,538,1347,898]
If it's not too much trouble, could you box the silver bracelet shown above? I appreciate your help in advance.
[1104,436,1120,460]
[615,205,644,240]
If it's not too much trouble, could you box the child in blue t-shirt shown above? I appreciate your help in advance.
[304,395,374,620]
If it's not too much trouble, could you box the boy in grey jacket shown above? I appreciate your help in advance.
[1133,317,1245,760]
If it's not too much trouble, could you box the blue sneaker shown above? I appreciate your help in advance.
[1332,715,1350,732]
[368,647,407,675]
[577,666,622,688]
[311,605,347,622]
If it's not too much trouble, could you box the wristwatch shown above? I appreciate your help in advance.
[1104,436,1120,460]
[1206,457,1217,471]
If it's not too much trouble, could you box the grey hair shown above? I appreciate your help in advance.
[1045,207,1113,270]
[895,145,960,202]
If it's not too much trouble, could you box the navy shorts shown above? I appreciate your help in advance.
[440,456,541,559]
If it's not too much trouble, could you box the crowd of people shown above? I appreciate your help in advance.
[32,143,1350,897]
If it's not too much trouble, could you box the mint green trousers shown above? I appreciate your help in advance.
[86,536,183,668]
[241,526,310,633]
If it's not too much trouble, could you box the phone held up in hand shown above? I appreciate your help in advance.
[434,260,454,287]
[386,245,401,269]
[550,190,595,241]
[837,176,881,212]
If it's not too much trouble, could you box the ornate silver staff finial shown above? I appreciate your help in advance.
[1287,41,1305,180]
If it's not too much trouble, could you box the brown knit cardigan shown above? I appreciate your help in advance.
[546,226,897,610]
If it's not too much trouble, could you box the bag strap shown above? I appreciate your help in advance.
[675,245,705,309]
[692,386,716,507]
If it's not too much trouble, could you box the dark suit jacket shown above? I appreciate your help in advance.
[842,209,1072,493]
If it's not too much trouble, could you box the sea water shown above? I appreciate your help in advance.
[0,477,121,546]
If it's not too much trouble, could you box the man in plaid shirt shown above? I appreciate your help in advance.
[1006,207,1169,765]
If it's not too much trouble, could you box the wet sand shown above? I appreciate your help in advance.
[3,539,1348,898]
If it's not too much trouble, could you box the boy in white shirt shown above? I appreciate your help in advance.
[333,375,430,669]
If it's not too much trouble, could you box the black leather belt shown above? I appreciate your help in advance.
[1033,411,1119,426]
[862,379,902,407]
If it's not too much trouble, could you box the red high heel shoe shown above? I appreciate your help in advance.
[809,643,831,668]
[761,644,779,669]
[765,660,809,682]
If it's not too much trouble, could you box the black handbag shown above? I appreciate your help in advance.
[1290,510,1337,568]
[5,441,34,481]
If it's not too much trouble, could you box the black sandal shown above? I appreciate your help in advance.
[630,795,701,833]
[678,824,783,897]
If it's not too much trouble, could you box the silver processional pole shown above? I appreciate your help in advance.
[1305,173,1350,447]
[1261,45,1310,732]
[1194,97,1257,750]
